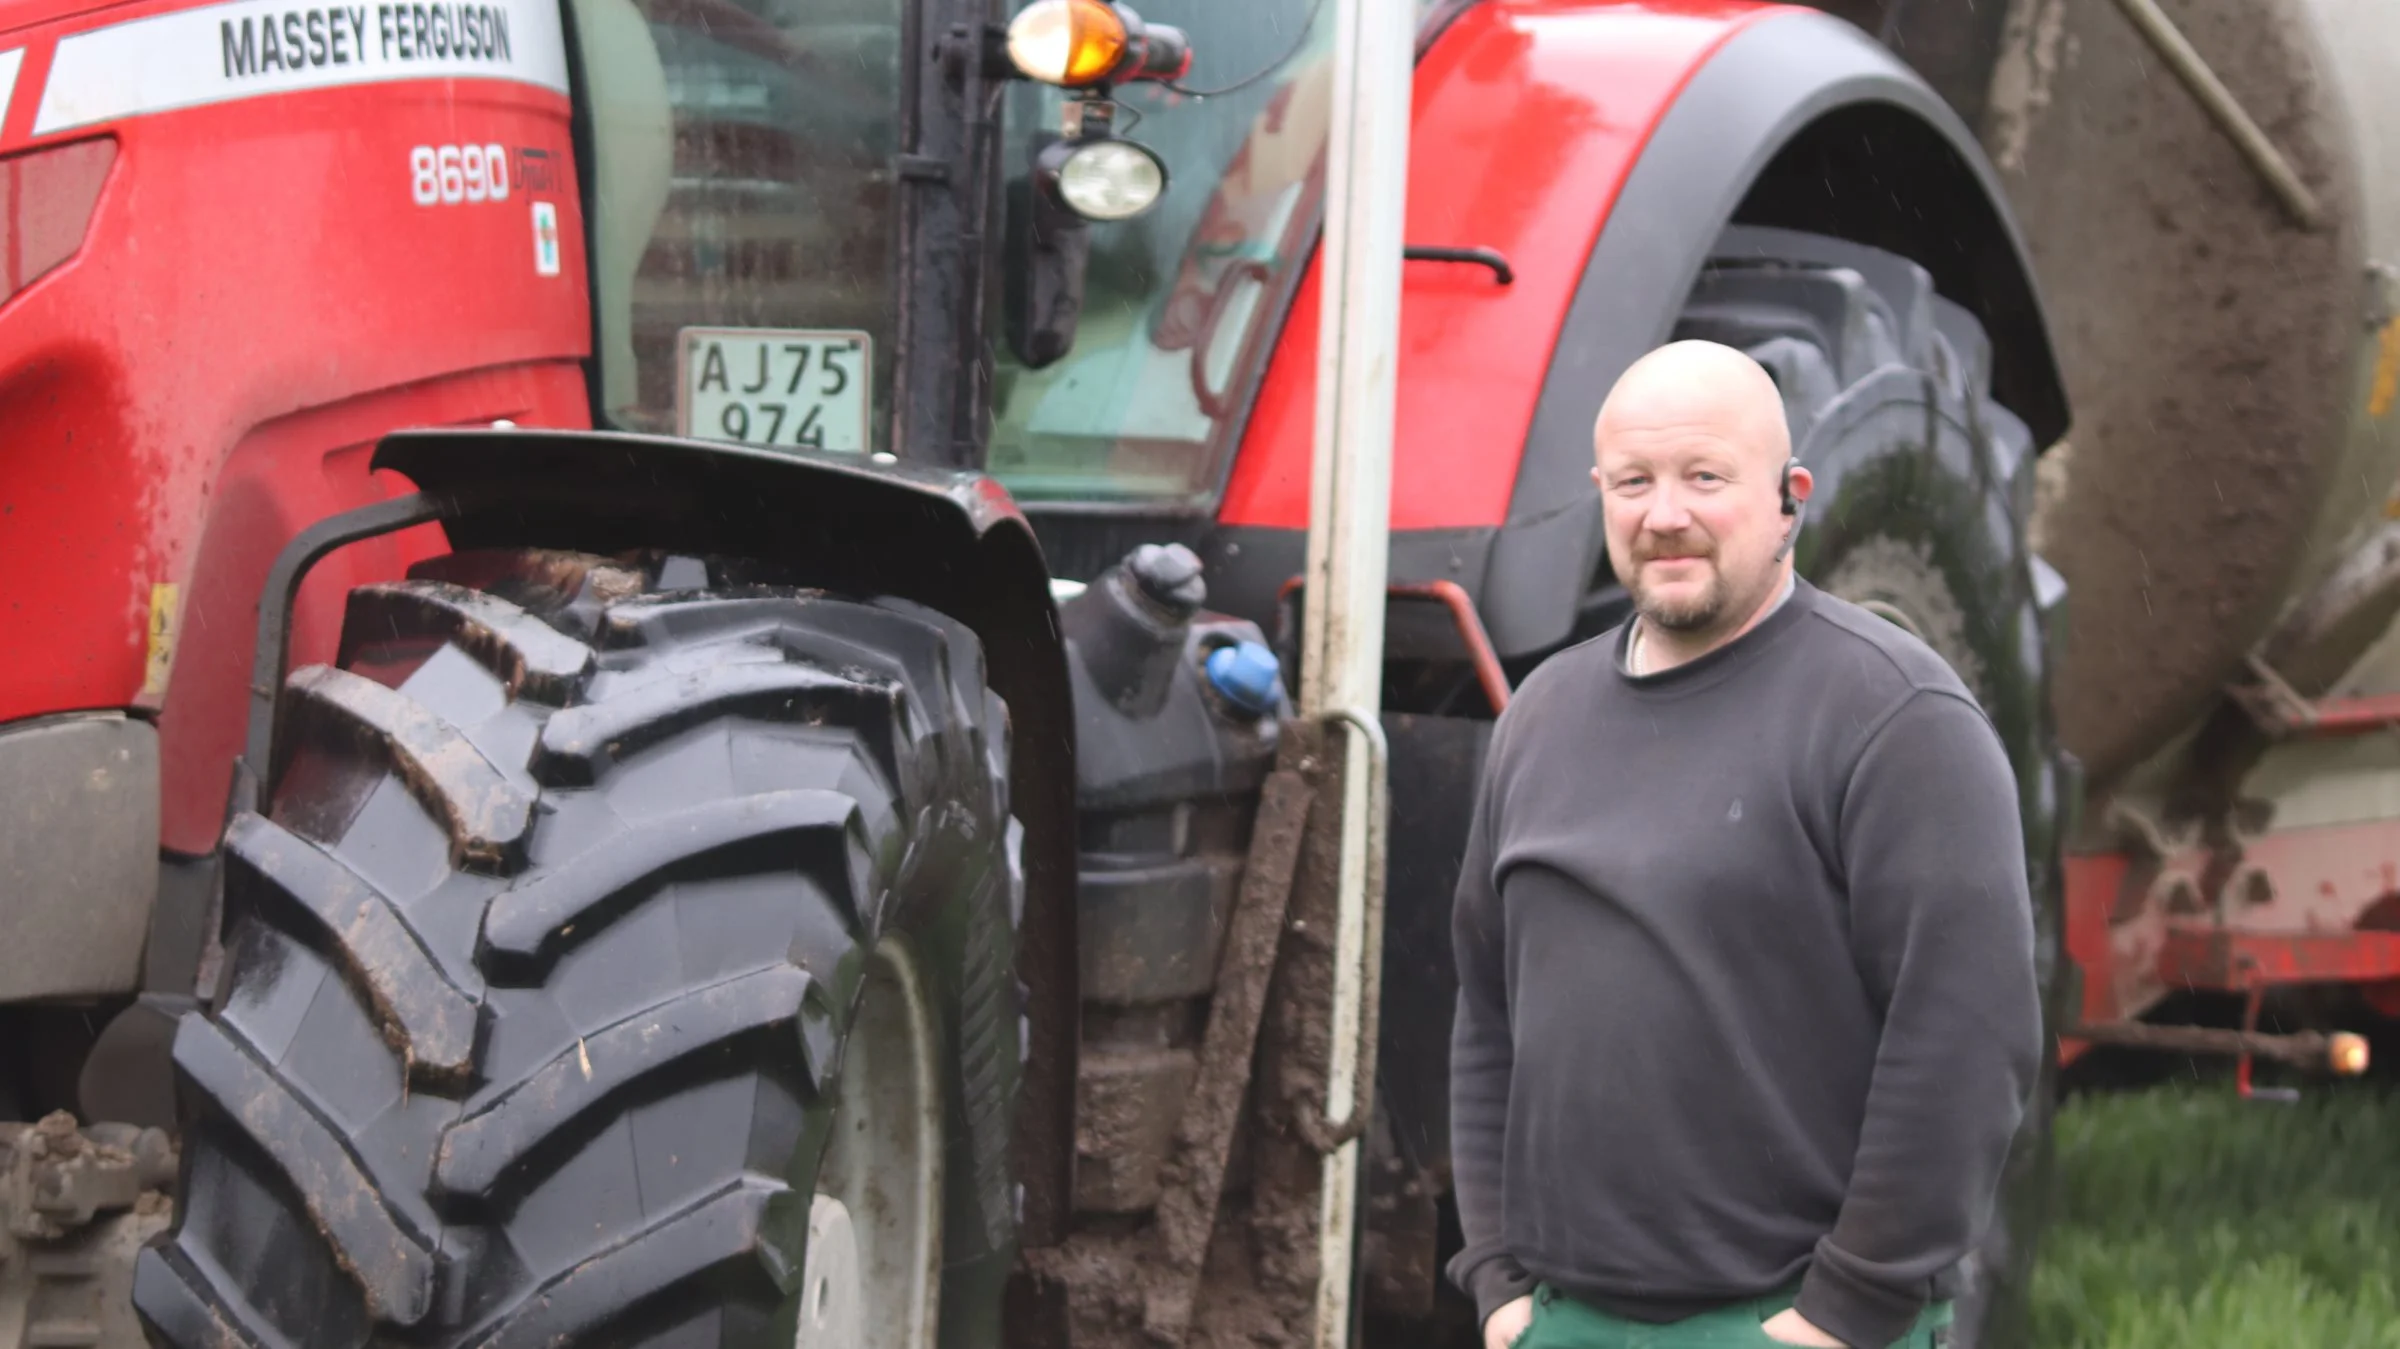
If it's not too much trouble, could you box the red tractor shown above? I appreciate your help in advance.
[19,0,2340,1344]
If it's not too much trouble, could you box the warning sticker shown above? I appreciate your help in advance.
[34,0,568,137]
[531,199,559,275]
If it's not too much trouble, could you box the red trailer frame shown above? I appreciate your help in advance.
[2061,683,2399,1086]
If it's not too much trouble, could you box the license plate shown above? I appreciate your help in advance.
[676,326,871,454]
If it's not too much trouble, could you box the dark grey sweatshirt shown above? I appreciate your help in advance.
[1445,577,2042,1349]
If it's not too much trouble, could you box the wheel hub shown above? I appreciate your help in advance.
[806,938,942,1349]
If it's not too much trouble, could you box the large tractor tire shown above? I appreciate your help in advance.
[1673,226,2073,1349]
[133,549,1025,1349]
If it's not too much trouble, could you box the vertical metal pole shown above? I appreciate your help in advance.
[1301,0,1409,1344]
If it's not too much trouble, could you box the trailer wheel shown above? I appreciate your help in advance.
[132,549,1024,1349]
[1675,227,2072,1349]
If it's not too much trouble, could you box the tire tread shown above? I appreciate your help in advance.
[168,1016,436,1326]
[432,964,817,1200]
[224,812,479,1082]
[283,664,537,873]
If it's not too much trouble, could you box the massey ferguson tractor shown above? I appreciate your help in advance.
[3,0,2397,1345]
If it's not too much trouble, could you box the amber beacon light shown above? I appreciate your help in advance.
[1005,0,1191,88]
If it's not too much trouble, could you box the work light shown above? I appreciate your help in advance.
[1049,137,1168,221]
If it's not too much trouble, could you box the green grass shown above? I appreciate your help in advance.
[2029,1079,2400,1348]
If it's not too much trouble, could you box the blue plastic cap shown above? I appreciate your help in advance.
[1205,641,1283,717]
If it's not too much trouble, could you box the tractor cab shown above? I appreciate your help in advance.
[558,0,1332,508]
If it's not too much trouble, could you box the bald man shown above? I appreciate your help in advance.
[1444,341,2041,1349]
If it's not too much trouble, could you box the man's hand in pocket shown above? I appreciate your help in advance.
[1483,1294,1535,1349]
[1761,1307,1848,1346]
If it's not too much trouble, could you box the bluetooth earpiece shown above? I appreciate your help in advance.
[1774,457,1806,561]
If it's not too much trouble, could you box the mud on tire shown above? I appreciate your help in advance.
[1675,225,2073,1349]
[133,549,1025,1349]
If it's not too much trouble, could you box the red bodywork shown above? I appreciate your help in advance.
[0,0,592,852]
[1220,0,1772,532]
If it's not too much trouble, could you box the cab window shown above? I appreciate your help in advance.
[984,0,1333,504]
[568,0,906,451]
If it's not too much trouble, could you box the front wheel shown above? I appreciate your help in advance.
[134,548,1025,1349]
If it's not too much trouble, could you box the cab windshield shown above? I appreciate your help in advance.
[984,0,1334,506]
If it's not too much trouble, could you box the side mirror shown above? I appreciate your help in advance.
[1003,101,1170,369]
[1005,134,1092,369]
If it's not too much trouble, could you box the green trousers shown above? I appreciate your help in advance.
[1514,1281,1952,1349]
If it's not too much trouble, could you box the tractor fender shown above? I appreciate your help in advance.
[1488,2,2074,655]
[369,426,1083,1248]
[1208,2,2070,660]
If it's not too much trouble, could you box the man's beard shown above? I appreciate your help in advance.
[1631,570,1731,632]
[1628,541,1734,633]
